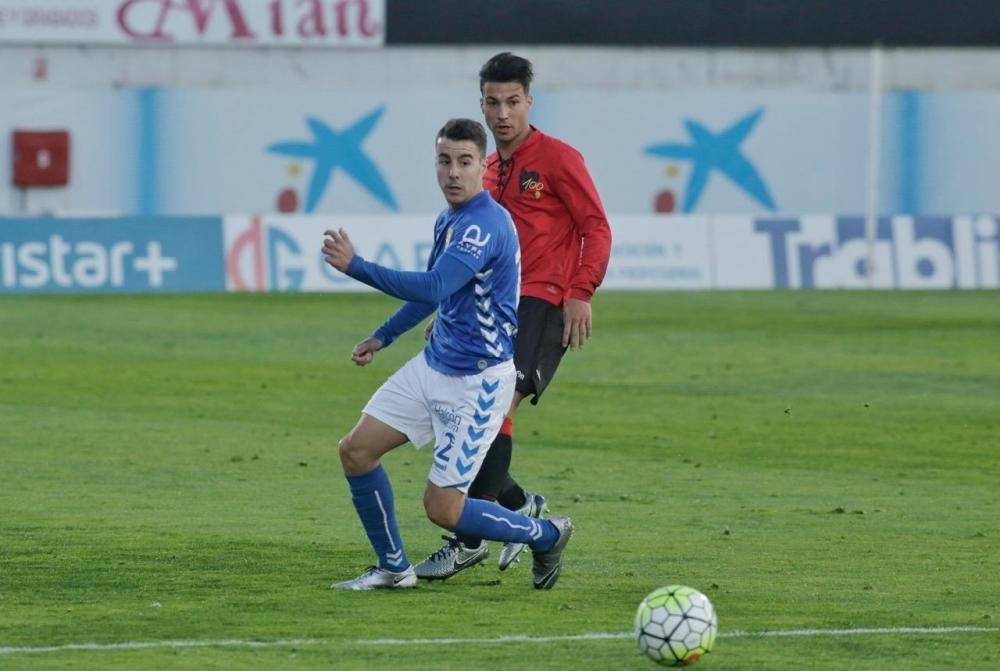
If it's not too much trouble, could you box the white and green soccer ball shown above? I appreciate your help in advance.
[635,585,718,666]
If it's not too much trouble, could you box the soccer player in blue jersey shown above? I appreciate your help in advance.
[322,118,574,591]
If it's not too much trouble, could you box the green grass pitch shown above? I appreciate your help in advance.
[1,290,998,670]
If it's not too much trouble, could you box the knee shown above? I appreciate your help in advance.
[423,488,462,529]
[338,433,370,474]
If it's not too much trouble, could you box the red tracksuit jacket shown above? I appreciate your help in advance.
[484,126,612,306]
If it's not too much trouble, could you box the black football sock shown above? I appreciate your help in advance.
[497,475,527,511]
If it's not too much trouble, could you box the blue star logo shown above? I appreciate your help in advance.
[268,107,397,212]
[645,108,776,213]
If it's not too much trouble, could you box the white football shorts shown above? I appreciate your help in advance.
[362,352,516,493]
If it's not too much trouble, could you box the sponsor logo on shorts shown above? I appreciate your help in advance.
[432,403,461,432]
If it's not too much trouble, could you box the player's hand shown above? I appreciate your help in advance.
[322,228,355,273]
[562,298,592,350]
[423,316,436,342]
[351,336,383,367]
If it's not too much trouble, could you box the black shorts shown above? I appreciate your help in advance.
[514,296,568,405]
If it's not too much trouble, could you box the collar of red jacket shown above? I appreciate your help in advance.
[493,125,542,163]
[511,124,542,157]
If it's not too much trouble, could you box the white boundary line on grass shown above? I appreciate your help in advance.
[1,627,997,655]
[358,627,1000,645]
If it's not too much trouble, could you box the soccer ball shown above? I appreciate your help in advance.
[635,585,718,666]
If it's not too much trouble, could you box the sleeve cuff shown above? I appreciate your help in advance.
[371,328,393,348]
[569,287,594,301]
[346,254,367,279]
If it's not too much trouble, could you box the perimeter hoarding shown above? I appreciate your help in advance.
[0,216,224,293]
[3,214,995,293]
[221,214,1000,292]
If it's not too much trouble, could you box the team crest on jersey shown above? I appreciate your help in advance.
[520,168,544,200]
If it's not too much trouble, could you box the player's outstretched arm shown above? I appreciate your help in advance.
[351,336,383,367]
[323,228,476,304]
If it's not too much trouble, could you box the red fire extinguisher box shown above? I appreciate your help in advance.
[12,130,70,187]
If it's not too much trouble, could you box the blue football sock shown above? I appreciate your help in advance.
[345,465,409,571]
[454,498,559,551]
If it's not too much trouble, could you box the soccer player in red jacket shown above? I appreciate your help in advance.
[415,52,611,580]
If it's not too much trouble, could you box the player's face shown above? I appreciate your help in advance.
[480,81,532,148]
[436,138,486,207]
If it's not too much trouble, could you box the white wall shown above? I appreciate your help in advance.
[4,46,1000,218]
[5,45,1000,92]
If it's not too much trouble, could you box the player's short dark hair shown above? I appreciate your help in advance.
[437,118,488,159]
[479,52,534,94]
